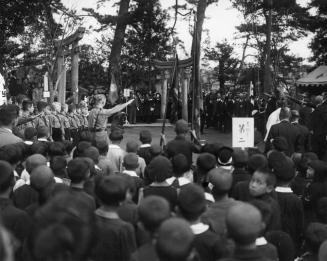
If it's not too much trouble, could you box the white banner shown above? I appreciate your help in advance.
[232,117,254,148]
[0,74,6,105]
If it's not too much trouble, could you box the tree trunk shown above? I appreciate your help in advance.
[236,34,250,84]
[263,7,273,94]
[108,0,131,94]
[192,0,207,138]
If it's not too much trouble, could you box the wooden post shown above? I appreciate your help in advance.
[57,53,66,105]
[182,68,191,122]
[161,70,169,119]
[71,41,79,104]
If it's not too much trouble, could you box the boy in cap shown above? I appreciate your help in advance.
[156,218,195,261]
[220,203,270,261]
[131,196,171,261]
[93,175,136,261]
[67,158,96,211]
[202,167,239,237]
[177,183,227,261]
[108,129,125,172]
[232,149,251,188]
[272,152,304,254]
[217,146,234,170]
[95,138,115,176]
[164,119,202,166]
[141,155,177,210]
[122,153,144,202]
[137,129,152,165]
[126,140,146,178]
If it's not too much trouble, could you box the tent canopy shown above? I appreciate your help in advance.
[296,65,327,94]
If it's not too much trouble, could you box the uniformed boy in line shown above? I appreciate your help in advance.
[49,102,65,141]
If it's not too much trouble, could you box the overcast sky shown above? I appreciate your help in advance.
[61,0,313,64]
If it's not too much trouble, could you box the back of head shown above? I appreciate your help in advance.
[0,144,22,165]
[30,141,49,157]
[22,100,32,111]
[172,154,190,177]
[138,196,170,234]
[26,154,47,173]
[202,142,224,160]
[177,183,206,221]
[37,101,48,112]
[67,158,90,184]
[49,142,66,157]
[37,126,49,138]
[226,202,263,246]
[30,165,54,191]
[95,138,109,155]
[109,129,123,142]
[272,136,288,152]
[126,140,139,153]
[175,119,188,135]
[196,153,216,174]
[217,147,233,166]
[147,155,172,182]
[139,130,152,144]
[75,141,92,157]
[268,151,295,182]
[156,218,194,261]
[123,153,139,170]
[247,154,268,174]
[0,161,14,193]
[24,127,37,141]
[208,168,233,197]
[290,109,300,122]
[84,146,100,164]
[0,104,18,126]
[50,156,67,177]
[305,222,327,253]
[232,149,249,168]
[319,240,327,261]
[95,175,127,206]
[315,95,323,106]
[279,107,291,121]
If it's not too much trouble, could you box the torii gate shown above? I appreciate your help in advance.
[54,27,85,105]
[154,57,193,122]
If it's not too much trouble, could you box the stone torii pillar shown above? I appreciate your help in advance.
[154,57,193,122]
[161,70,170,119]
[182,68,191,122]
[55,27,85,105]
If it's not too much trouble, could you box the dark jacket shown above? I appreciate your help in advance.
[266,120,301,156]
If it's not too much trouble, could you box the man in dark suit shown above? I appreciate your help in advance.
[291,110,311,153]
[0,104,22,147]
[265,107,301,156]
[310,94,327,159]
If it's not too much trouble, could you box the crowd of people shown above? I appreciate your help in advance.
[1,92,327,261]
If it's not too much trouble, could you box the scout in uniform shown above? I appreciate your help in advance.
[68,104,80,144]
[16,100,36,137]
[59,104,71,141]
[49,102,65,141]
[88,94,133,142]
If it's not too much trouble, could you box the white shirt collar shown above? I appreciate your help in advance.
[256,237,268,246]
[166,177,190,186]
[24,141,33,145]
[123,170,138,177]
[190,223,209,235]
[205,192,215,203]
[275,186,293,193]
[140,144,151,148]
[109,144,121,149]
[95,208,119,219]
[38,138,48,142]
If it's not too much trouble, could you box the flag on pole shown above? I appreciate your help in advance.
[169,54,179,123]
[109,73,119,105]
[249,81,254,96]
